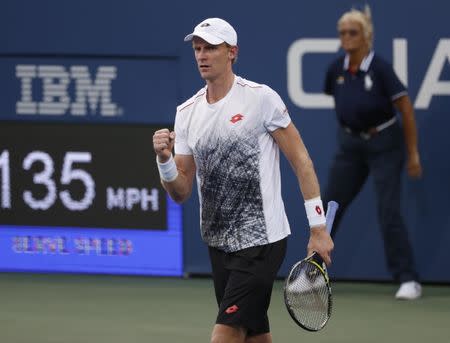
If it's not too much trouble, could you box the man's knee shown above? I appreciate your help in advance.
[211,324,246,343]
[245,333,272,343]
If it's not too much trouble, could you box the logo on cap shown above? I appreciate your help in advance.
[200,23,210,27]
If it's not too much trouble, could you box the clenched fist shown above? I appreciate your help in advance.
[153,129,175,163]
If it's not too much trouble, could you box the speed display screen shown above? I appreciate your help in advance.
[0,121,166,229]
[0,121,182,275]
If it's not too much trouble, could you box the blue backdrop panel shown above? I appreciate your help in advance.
[1,0,449,281]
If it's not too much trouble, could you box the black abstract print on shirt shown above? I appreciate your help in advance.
[194,131,267,252]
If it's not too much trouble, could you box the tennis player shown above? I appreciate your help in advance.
[153,18,333,343]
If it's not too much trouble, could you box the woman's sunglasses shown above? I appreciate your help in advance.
[339,29,360,37]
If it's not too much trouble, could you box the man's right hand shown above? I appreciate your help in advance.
[153,129,176,162]
[307,225,334,266]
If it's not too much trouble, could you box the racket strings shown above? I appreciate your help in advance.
[285,260,331,330]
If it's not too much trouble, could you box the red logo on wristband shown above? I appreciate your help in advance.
[315,206,322,215]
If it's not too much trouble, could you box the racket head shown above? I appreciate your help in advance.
[284,253,332,331]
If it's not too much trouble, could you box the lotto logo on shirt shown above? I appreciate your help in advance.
[230,113,244,123]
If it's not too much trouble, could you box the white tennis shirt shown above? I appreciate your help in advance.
[174,75,291,252]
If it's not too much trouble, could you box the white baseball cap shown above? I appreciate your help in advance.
[184,18,237,46]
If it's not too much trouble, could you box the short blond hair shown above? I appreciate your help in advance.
[338,5,374,49]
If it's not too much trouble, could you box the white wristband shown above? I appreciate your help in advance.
[304,196,326,228]
[156,154,179,182]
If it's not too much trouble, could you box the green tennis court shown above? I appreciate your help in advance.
[1,273,449,343]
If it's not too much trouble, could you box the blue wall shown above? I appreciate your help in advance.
[1,0,449,282]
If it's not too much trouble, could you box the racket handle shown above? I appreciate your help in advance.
[325,201,339,234]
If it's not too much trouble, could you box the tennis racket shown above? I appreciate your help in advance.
[284,200,339,332]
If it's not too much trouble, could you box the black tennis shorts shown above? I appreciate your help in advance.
[208,238,287,336]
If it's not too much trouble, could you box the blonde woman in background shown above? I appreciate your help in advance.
[323,6,422,300]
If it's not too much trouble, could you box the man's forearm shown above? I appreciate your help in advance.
[294,154,322,201]
[162,173,192,203]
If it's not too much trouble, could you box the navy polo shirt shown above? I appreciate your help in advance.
[324,51,407,131]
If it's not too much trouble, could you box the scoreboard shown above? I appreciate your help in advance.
[0,122,182,275]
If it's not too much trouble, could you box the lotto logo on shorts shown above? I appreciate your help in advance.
[315,206,322,215]
[225,305,239,314]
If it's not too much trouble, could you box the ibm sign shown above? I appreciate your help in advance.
[16,65,120,116]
